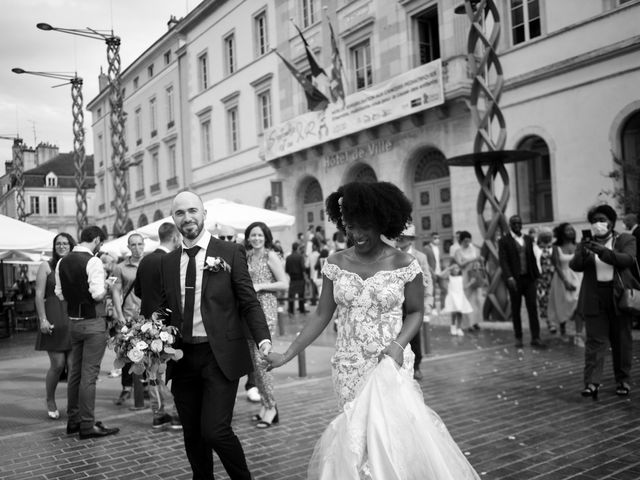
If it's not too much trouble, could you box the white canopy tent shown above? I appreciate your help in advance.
[0,214,57,253]
[101,198,295,258]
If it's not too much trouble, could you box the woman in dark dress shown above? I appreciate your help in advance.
[34,232,76,419]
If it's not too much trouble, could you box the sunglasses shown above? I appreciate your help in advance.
[219,235,235,241]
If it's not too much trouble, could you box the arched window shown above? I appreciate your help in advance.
[621,110,640,212]
[414,149,449,182]
[138,214,148,227]
[153,209,164,221]
[303,180,323,204]
[350,164,377,183]
[515,136,552,223]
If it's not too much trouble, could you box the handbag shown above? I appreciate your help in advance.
[616,258,640,314]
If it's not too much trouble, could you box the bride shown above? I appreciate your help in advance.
[268,181,480,479]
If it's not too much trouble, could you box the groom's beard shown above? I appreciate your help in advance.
[179,220,204,240]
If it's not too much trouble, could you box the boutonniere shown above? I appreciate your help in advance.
[204,256,231,273]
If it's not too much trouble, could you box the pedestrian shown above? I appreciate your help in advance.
[622,213,640,330]
[55,225,119,439]
[536,228,556,334]
[99,252,121,377]
[395,223,433,380]
[570,204,637,399]
[548,222,583,344]
[442,262,473,336]
[454,231,484,331]
[112,233,146,408]
[268,181,480,479]
[34,232,75,420]
[498,216,546,349]
[160,191,272,480]
[285,242,308,314]
[133,222,182,430]
[424,232,448,313]
[244,221,289,428]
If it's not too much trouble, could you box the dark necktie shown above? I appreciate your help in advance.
[182,246,200,343]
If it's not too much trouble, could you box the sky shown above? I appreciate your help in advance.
[0,0,197,159]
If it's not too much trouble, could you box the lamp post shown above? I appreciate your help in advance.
[12,68,88,238]
[449,0,539,322]
[37,22,129,237]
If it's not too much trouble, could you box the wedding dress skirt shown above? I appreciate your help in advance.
[308,358,480,480]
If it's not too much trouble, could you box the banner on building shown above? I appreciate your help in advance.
[264,59,444,161]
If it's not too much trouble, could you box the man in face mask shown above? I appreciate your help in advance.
[498,215,546,349]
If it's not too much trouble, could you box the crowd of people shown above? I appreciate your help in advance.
[25,180,640,478]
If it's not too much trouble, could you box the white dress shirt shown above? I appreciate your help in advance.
[55,245,106,302]
[180,231,211,338]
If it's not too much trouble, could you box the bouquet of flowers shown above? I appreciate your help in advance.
[109,307,183,380]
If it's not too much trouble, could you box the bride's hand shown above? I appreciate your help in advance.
[266,352,286,371]
[380,343,404,366]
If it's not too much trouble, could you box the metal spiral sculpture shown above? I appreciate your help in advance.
[12,138,26,221]
[462,0,510,321]
[71,77,88,237]
[107,35,129,237]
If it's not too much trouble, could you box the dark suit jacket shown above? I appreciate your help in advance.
[570,232,639,317]
[498,233,540,281]
[423,244,439,276]
[631,226,640,280]
[160,236,271,381]
[134,248,167,318]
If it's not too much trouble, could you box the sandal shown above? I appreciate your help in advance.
[256,408,279,429]
[616,382,630,396]
[581,383,599,400]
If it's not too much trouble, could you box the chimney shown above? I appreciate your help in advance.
[98,66,109,92]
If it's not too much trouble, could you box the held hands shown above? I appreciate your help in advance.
[258,340,272,358]
[265,352,286,371]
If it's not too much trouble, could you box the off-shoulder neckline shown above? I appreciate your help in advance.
[324,259,419,282]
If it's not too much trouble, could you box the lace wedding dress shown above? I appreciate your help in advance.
[308,261,480,480]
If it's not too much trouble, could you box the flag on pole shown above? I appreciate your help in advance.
[292,21,332,102]
[274,50,329,112]
[327,20,346,104]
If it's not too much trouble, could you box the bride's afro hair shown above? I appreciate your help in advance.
[326,181,412,239]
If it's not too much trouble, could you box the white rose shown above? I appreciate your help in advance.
[120,325,129,334]
[135,340,148,351]
[127,348,144,363]
[150,339,164,353]
[140,322,153,333]
[159,331,170,342]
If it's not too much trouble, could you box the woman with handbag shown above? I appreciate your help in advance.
[569,204,638,399]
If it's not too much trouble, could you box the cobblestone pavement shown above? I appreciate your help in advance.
[1,317,640,479]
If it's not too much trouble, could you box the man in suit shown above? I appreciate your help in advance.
[133,222,182,429]
[161,191,271,480]
[396,224,433,381]
[498,215,546,349]
[55,226,120,439]
[423,232,448,312]
[285,242,307,314]
[622,213,640,329]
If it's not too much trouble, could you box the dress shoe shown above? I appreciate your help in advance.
[413,369,423,381]
[79,421,120,439]
[152,413,172,429]
[66,423,80,434]
[530,338,548,349]
[515,339,524,348]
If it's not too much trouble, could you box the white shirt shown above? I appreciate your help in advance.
[55,245,106,302]
[431,244,441,274]
[180,231,211,338]
[510,231,525,247]
[595,237,614,282]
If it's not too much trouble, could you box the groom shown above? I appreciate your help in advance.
[161,191,272,480]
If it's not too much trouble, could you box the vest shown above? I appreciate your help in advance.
[58,251,98,318]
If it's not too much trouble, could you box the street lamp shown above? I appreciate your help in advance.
[12,68,88,237]
[37,22,129,237]
[448,0,540,322]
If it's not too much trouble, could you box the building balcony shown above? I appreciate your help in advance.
[150,183,160,194]
[166,176,179,189]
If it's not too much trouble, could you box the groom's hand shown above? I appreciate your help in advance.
[258,339,272,357]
